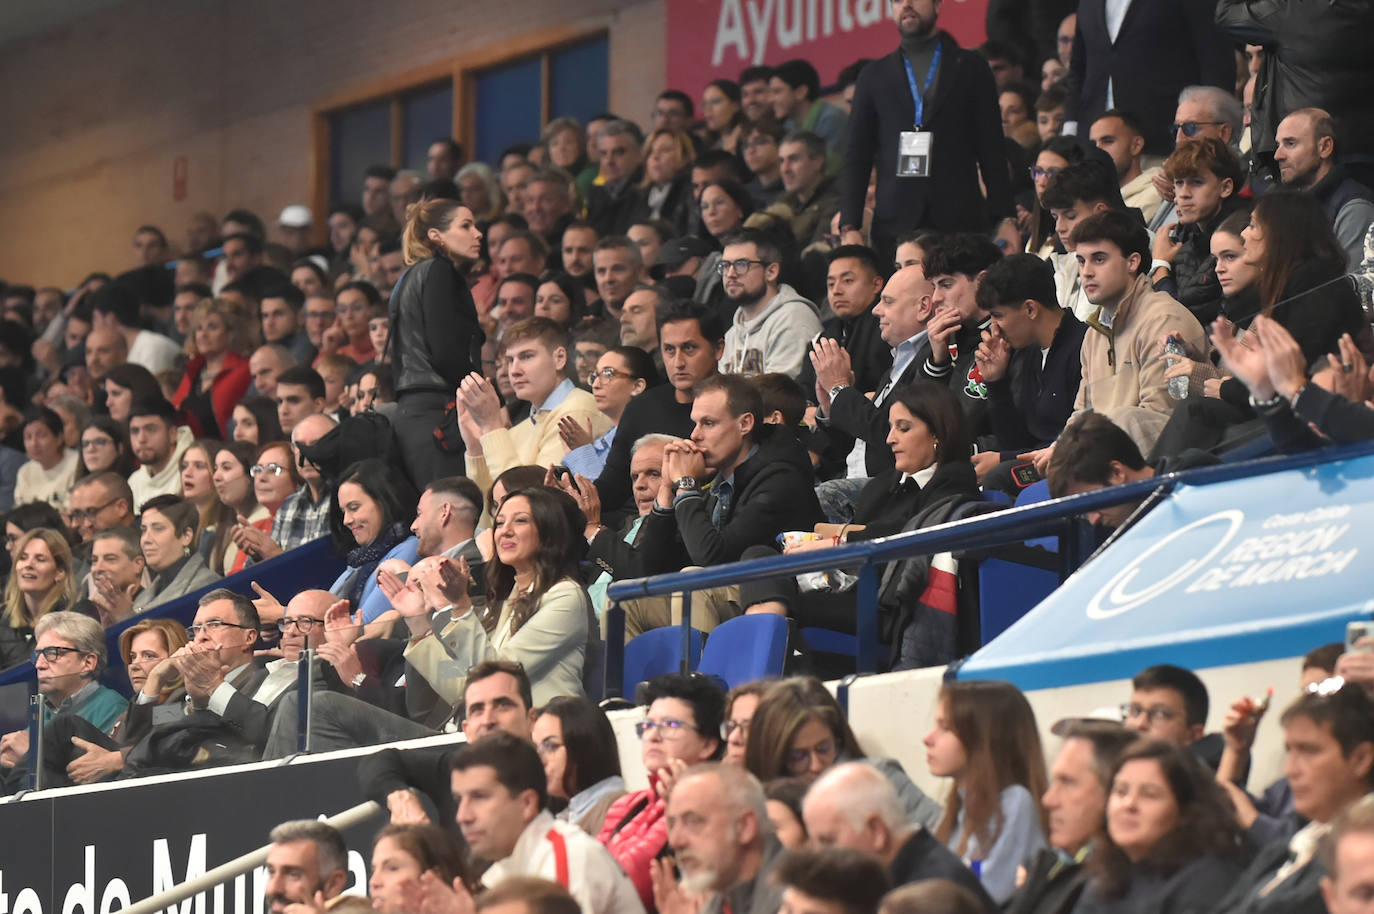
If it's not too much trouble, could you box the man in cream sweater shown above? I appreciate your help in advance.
[457,317,612,500]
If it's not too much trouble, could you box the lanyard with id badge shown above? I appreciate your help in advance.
[898,44,942,177]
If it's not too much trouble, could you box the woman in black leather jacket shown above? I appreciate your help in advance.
[390,199,486,489]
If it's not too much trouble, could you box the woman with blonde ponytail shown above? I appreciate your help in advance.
[390,199,487,488]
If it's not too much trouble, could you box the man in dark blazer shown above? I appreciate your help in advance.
[1066,0,1235,155]
[839,0,1012,265]
[813,265,935,478]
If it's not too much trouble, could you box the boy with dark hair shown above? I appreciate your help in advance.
[770,60,848,169]
[972,253,1085,494]
[1040,157,1128,320]
[778,849,892,914]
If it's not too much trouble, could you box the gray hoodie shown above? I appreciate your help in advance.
[720,282,822,379]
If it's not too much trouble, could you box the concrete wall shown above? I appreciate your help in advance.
[0,0,665,287]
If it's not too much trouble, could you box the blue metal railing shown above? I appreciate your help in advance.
[602,440,1374,695]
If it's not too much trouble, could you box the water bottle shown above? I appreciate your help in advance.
[1164,336,1189,400]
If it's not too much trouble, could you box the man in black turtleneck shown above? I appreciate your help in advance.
[838,0,1011,265]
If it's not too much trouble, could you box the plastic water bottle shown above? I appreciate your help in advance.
[1164,336,1189,400]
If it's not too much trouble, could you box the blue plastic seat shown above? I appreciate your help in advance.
[697,614,790,690]
[977,556,1060,644]
[1015,479,1059,552]
[622,626,704,694]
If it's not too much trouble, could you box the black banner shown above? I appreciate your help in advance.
[0,741,460,914]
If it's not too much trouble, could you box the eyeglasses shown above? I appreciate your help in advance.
[587,368,634,387]
[277,617,323,633]
[1120,703,1182,724]
[720,719,751,740]
[187,619,249,638]
[787,739,837,772]
[536,737,564,757]
[1172,121,1225,138]
[1029,166,1062,181]
[250,463,287,478]
[81,437,114,449]
[69,498,119,522]
[32,646,87,664]
[716,259,769,276]
[635,718,697,740]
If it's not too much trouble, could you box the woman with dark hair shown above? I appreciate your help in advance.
[764,776,811,849]
[1075,740,1246,913]
[1000,83,1041,150]
[1243,189,1369,362]
[133,495,218,612]
[743,676,942,828]
[741,382,983,671]
[328,458,419,623]
[230,395,283,445]
[561,345,656,480]
[629,129,695,235]
[1024,136,1086,255]
[103,363,162,426]
[172,297,253,439]
[208,441,262,575]
[391,198,486,489]
[78,416,137,479]
[696,180,757,307]
[926,680,1049,904]
[474,464,546,561]
[400,485,592,704]
[289,257,329,300]
[531,696,626,836]
[3,503,74,559]
[702,79,744,153]
[368,823,471,914]
[533,273,587,330]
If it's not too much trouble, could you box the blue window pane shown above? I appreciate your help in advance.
[474,57,542,166]
[550,37,608,125]
[330,100,391,208]
[402,82,454,173]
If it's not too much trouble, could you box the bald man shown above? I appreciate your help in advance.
[85,327,128,385]
[813,264,937,478]
[803,762,995,910]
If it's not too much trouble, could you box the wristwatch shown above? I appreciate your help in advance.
[828,384,849,401]
[673,476,698,492]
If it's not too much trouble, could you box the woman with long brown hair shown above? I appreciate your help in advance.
[0,528,76,669]
[924,679,1049,905]
[390,197,486,489]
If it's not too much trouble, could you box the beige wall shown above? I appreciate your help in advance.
[0,0,665,287]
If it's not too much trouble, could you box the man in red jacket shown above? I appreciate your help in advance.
[598,673,724,908]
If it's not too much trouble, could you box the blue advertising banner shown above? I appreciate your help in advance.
[959,453,1374,690]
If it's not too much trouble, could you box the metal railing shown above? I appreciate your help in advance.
[601,440,1374,696]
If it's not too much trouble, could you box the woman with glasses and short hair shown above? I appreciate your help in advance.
[597,672,724,909]
[223,440,302,572]
[560,345,657,480]
[77,416,137,479]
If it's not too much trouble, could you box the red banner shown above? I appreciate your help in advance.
[665,0,989,99]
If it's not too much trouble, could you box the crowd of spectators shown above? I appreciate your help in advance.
[4,0,1374,910]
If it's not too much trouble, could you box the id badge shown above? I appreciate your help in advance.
[897,130,932,177]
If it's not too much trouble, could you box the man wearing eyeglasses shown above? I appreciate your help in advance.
[0,612,128,777]
[68,473,136,545]
[718,229,821,380]
[600,673,725,909]
[1146,86,1244,233]
[1121,663,1237,780]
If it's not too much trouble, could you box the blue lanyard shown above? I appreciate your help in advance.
[902,42,942,129]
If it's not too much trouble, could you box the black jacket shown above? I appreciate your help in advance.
[799,304,893,475]
[1068,0,1235,155]
[639,426,823,570]
[389,257,485,395]
[587,168,646,237]
[1006,848,1089,914]
[842,33,1012,242]
[828,340,930,476]
[920,318,993,448]
[1155,195,1245,326]
[1211,835,1328,914]
[593,384,696,518]
[1217,0,1374,161]
[890,828,997,912]
[626,173,693,238]
[1076,853,1246,914]
[987,310,1086,456]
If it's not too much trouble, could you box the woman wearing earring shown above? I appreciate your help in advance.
[133,495,219,612]
[389,198,486,490]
